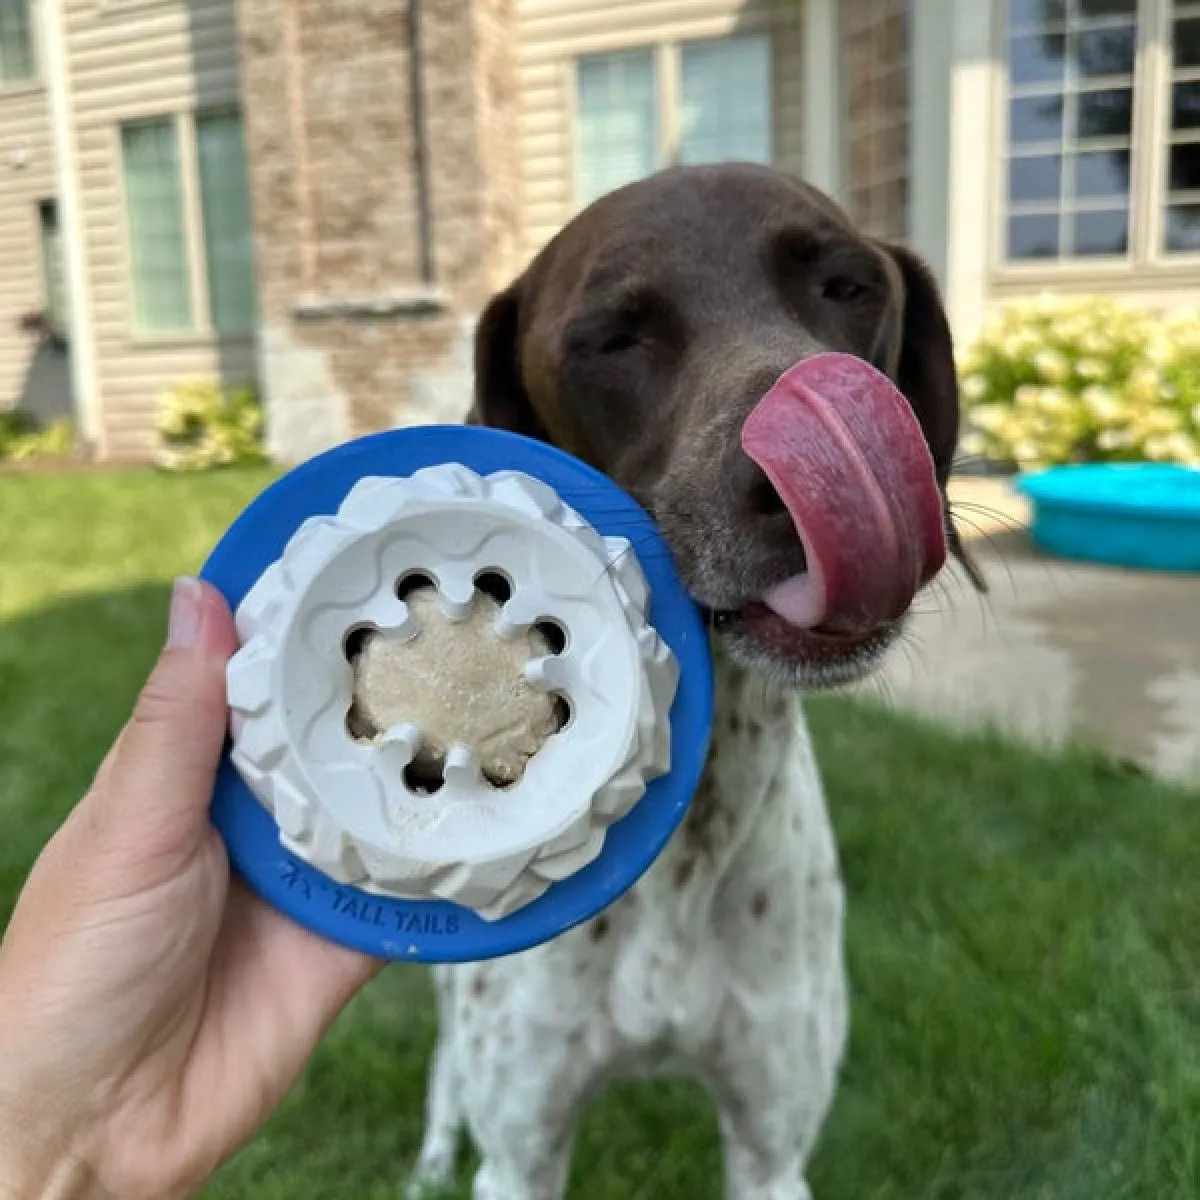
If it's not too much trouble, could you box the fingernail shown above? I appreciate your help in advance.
[167,577,204,650]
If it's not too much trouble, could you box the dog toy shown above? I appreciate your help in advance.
[201,426,713,963]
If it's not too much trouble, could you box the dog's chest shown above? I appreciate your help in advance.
[600,662,836,1056]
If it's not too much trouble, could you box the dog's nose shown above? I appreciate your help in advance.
[724,447,809,575]
[726,446,791,521]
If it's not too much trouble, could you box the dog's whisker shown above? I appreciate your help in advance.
[948,499,1031,538]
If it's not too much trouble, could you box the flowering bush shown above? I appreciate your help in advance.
[157,379,267,471]
[958,297,1200,470]
[0,412,75,462]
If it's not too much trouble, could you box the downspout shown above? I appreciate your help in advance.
[406,0,434,285]
[41,0,100,455]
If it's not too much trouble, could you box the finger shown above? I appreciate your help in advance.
[97,579,238,850]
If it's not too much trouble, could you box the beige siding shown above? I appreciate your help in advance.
[64,0,255,460]
[0,81,57,410]
[515,0,805,262]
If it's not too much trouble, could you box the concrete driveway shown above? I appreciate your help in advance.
[862,478,1200,787]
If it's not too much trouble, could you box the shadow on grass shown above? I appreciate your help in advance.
[1,587,1197,1199]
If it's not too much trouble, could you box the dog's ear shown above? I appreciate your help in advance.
[469,278,550,441]
[878,241,987,593]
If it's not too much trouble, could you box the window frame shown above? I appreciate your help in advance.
[116,107,257,343]
[992,0,1200,280]
[0,0,38,90]
[568,30,776,211]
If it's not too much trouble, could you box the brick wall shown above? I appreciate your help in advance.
[840,0,911,244]
[237,0,521,461]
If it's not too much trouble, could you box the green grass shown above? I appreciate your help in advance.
[1,467,1197,1199]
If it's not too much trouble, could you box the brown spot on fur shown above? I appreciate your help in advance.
[683,780,719,857]
[729,711,744,733]
[471,976,487,998]
[751,890,769,918]
[674,858,695,888]
[590,915,610,942]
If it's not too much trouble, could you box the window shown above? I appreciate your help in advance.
[574,34,773,206]
[38,200,69,341]
[1003,0,1138,262]
[679,35,772,165]
[1164,1,1200,251]
[196,111,257,333]
[576,50,658,205]
[121,118,193,331]
[120,110,256,335]
[1001,0,1200,266]
[0,0,34,84]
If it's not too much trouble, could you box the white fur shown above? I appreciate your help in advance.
[408,652,848,1199]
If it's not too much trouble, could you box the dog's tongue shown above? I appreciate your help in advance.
[741,352,946,635]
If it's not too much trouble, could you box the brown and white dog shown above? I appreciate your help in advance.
[408,163,981,1200]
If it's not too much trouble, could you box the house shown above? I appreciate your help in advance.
[1,0,1196,462]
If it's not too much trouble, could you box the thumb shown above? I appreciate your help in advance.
[99,578,239,843]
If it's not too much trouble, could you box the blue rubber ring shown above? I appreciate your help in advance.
[200,425,714,963]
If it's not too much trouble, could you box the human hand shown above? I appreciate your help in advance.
[0,578,382,1199]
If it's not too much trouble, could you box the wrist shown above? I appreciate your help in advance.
[0,1039,96,1200]
[0,1153,96,1200]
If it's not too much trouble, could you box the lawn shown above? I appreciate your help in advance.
[1,466,1197,1200]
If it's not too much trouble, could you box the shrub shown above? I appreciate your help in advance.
[157,379,267,471]
[0,412,75,463]
[958,296,1200,470]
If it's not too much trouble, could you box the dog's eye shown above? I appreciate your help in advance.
[598,329,640,355]
[821,277,867,303]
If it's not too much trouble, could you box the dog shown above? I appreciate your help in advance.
[408,163,981,1200]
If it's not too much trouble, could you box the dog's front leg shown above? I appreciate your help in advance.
[467,1061,590,1200]
[707,868,847,1200]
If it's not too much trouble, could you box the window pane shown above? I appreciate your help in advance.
[1173,81,1200,131]
[576,50,658,205]
[196,111,257,334]
[1169,142,1200,192]
[1008,213,1061,258]
[1076,86,1133,138]
[1072,208,1128,255]
[1078,0,1136,16]
[1165,202,1200,252]
[1174,17,1200,69]
[120,118,192,333]
[0,0,34,83]
[1074,25,1136,78]
[1073,148,1130,197]
[1009,0,1065,32]
[1010,94,1065,142]
[1010,33,1067,85]
[680,34,772,166]
[1009,154,1062,202]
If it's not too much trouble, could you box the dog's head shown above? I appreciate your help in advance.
[470,163,981,688]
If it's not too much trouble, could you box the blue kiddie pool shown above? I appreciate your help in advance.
[1015,463,1200,573]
